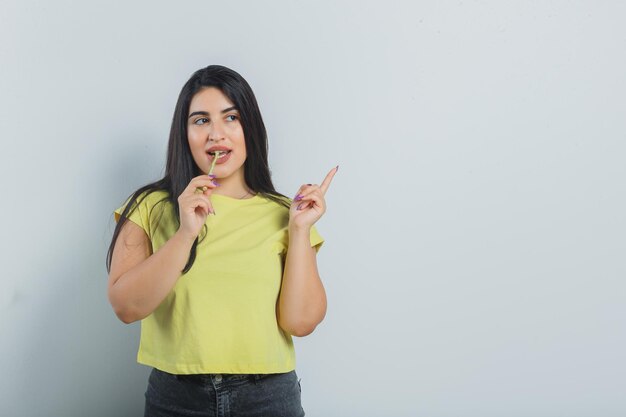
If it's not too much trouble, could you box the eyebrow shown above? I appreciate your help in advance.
[188,106,238,119]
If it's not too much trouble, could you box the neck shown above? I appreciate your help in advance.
[211,168,254,199]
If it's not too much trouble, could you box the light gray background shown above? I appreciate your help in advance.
[1,1,624,416]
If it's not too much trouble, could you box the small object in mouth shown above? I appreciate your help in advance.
[208,151,221,175]
[196,151,222,193]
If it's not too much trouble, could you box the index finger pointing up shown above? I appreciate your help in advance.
[320,165,339,195]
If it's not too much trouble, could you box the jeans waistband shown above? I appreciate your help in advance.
[173,372,278,383]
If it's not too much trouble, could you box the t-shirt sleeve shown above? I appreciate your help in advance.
[113,193,151,238]
[310,224,324,254]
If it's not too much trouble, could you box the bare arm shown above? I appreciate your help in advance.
[277,166,337,337]
[277,224,327,337]
[107,222,196,324]
[108,176,219,324]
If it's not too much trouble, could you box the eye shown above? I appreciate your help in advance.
[226,114,238,121]
[194,117,209,125]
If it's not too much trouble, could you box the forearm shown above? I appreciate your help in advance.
[277,225,327,337]
[109,230,195,323]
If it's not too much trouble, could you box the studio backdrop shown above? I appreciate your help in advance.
[1,1,624,416]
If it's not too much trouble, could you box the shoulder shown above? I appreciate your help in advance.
[116,189,171,218]
[258,192,293,210]
[138,189,171,207]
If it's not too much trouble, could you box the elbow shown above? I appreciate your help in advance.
[112,305,141,324]
[117,311,139,325]
[278,305,327,337]
[292,326,316,337]
[108,289,142,324]
[280,320,319,337]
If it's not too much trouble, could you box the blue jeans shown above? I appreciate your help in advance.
[144,367,305,417]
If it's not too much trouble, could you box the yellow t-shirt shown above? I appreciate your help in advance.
[113,189,324,374]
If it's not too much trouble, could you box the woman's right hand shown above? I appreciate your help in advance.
[177,175,220,241]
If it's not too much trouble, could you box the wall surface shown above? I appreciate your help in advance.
[1,1,624,416]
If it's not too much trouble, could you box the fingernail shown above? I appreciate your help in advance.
[297,203,303,210]
[295,194,303,201]
[336,165,339,171]
[212,180,220,186]
[208,174,216,178]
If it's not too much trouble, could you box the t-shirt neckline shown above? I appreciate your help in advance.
[211,193,262,203]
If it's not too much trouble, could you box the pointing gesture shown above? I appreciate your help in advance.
[288,165,339,229]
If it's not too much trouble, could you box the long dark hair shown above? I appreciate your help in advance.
[106,65,291,274]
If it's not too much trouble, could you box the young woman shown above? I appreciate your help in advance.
[106,65,337,417]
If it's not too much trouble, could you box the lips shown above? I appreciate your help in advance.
[209,150,230,158]
[206,146,232,154]
[207,149,232,164]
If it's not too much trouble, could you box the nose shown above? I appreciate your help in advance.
[208,120,226,142]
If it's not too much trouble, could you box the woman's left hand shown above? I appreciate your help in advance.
[289,166,338,229]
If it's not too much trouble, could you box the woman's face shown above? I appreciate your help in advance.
[187,87,246,179]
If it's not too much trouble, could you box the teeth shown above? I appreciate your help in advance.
[209,150,230,156]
